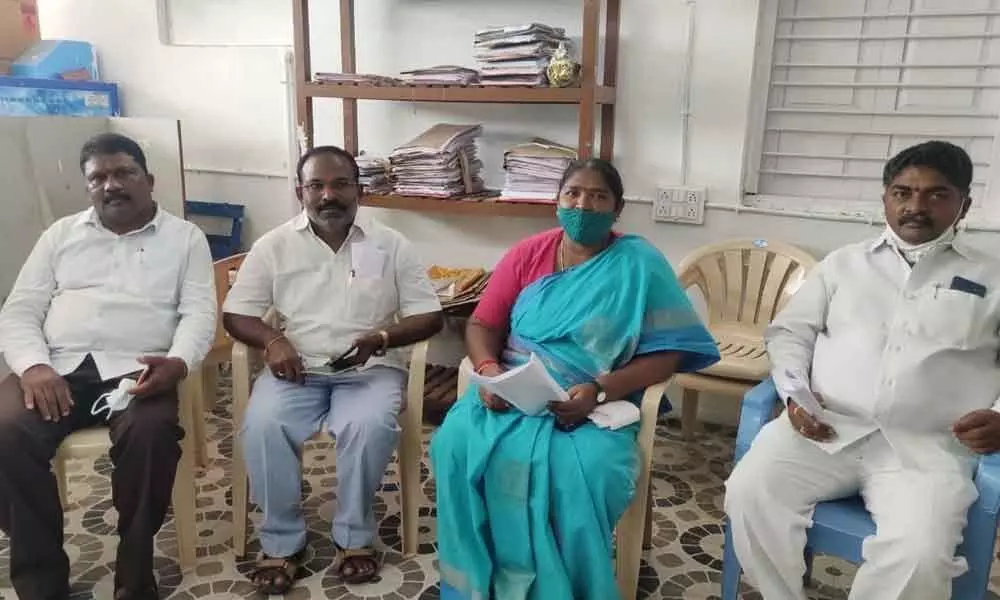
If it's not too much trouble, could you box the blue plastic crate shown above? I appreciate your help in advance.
[0,76,119,116]
[184,201,245,260]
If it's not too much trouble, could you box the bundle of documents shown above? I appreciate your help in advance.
[314,72,402,86]
[500,139,577,203]
[427,265,491,308]
[390,123,485,198]
[467,353,569,416]
[399,65,479,85]
[356,154,392,195]
[474,23,568,86]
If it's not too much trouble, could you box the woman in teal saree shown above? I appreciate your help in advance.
[430,159,720,600]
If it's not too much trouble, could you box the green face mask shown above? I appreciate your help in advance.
[557,206,616,246]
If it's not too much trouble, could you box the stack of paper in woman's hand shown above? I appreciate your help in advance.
[501,138,577,203]
[467,353,569,416]
[474,23,568,86]
[390,123,485,198]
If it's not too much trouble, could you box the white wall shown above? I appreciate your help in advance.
[36,0,1000,422]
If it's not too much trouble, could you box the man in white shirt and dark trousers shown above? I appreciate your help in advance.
[725,140,1000,600]
[223,146,443,595]
[0,133,217,600]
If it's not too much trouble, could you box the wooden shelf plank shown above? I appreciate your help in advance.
[363,194,556,218]
[305,82,616,105]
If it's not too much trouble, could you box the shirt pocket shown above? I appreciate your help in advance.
[914,288,986,350]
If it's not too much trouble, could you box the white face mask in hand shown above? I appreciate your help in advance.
[91,376,138,420]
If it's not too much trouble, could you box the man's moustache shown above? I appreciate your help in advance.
[900,216,931,226]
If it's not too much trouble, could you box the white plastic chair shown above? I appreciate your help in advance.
[674,238,817,439]
[52,369,202,569]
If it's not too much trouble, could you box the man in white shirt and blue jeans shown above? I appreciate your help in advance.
[725,140,1000,599]
[0,133,217,600]
[223,146,443,594]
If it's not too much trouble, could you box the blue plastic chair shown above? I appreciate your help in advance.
[721,379,1000,600]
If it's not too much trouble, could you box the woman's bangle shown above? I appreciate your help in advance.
[474,359,499,374]
[264,334,286,355]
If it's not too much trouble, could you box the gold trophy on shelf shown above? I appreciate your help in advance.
[546,41,581,88]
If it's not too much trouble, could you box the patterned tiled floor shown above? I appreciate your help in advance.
[1,371,999,599]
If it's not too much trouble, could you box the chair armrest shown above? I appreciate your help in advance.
[973,452,1000,515]
[638,381,669,452]
[230,338,261,429]
[405,340,429,423]
[734,378,781,463]
[457,357,473,397]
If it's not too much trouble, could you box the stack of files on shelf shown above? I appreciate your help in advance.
[474,23,568,86]
[427,266,491,309]
[390,123,485,198]
[399,65,479,85]
[314,72,402,85]
[500,139,577,203]
[357,154,393,195]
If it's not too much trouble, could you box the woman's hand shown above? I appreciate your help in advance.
[477,363,510,411]
[549,382,599,427]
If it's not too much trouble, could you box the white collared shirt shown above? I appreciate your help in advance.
[222,212,442,371]
[0,206,217,381]
[767,233,1000,472]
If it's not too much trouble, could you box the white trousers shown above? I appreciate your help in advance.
[724,414,978,600]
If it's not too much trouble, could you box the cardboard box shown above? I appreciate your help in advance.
[0,76,119,117]
[0,0,40,66]
[11,40,97,80]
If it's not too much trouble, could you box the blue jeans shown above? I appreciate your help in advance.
[240,366,405,556]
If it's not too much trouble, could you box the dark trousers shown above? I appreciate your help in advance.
[0,356,183,600]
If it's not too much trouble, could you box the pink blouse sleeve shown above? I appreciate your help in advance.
[472,247,524,331]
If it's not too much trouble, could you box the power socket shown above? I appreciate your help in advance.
[652,186,706,224]
[653,188,674,221]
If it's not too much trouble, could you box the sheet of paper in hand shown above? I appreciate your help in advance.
[468,353,569,416]
[351,241,386,279]
[779,369,877,453]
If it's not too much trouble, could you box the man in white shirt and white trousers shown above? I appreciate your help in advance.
[0,133,217,600]
[222,146,443,595]
[725,140,1000,600]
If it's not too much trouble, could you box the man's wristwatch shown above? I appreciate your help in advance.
[373,330,390,357]
[592,380,608,404]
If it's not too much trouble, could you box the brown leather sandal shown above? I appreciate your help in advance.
[333,544,380,584]
[250,548,306,595]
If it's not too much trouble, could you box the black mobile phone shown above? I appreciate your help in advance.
[327,347,360,372]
